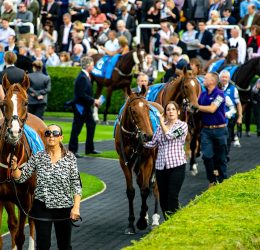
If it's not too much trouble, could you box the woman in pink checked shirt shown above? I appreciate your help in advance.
[144,101,188,220]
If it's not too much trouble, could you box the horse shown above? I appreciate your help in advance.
[114,86,163,234]
[204,48,239,72]
[0,74,47,250]
[91,48,146,121]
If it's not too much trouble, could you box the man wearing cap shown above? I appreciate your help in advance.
[194,72,228,187]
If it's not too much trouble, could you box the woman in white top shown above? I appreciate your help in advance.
[38,20,58,48]
[210,34,229,59]
[181,20,198,59]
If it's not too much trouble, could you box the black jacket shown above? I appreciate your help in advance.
[0,66,25,85]
[195,30,213,60]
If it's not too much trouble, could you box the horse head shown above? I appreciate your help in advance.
[181,68,201,112]
[133,46,146,72]
[225,48,238,65]
[2,74,29,145]
[123,89,153,143]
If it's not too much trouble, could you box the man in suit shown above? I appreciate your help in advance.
[68,56,101,158]
[58,13,73,52]
[41,0,60,30]
[239,4,260,41]
[132,73,149,93]
[120,6,136,38]
[221,8,237,39]
[0,51,25,101]
[195,20,213,67]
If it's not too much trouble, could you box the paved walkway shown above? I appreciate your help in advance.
[3,136,260,250]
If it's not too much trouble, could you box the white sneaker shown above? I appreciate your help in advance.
[233,136,241,148]
[152,213,160,227]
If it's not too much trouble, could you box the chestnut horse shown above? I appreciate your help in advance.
[114,87,163,234]
[0,75,47,250]
[91,48,146,121]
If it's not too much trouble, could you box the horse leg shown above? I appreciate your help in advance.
[121,161,136,234]
[4,202,18,249]
[28,218,35,250]
[151,182,160,227]
[103,87,112,122]
[15,209,26,250]
[189,135,199,176]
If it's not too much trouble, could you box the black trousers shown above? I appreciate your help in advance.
[30,200,72,250]
[28,104,46,120]
[68,107,96,154]
[156,164,186,219]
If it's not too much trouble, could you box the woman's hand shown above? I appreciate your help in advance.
[7,154,18,170]
[70,206,80,221]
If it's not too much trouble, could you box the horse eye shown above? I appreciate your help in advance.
[24,101,28,106]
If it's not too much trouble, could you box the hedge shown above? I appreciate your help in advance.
[124,166,260,250]
[46,67,164,114]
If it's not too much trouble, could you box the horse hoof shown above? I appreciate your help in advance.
[124,227,136,235]
[136,218,148,230]
[151,213,160,227]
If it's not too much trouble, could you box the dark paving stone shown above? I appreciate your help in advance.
[3,136,260,249]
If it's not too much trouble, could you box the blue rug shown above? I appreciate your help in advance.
[208,59,225,72]
[146,83,165,102]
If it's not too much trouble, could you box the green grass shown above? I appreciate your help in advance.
[87,150,118,159]
[1,172,104,235]
[45,120,114,144]
[125,167,260,250]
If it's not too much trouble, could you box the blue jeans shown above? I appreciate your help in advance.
[201,127,228,183]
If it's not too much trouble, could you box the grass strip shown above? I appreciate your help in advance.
[86,150,118,159]
[125,166,260,250]
[1,172,104,235]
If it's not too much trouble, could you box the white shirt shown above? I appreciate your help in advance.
[62,23,72,44]
[46,52,60,66]
[104,39,120,52]
[228,37,247,64]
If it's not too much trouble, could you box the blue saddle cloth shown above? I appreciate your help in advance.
[208,59,225,72]
[91,54,121,79]
[114,103,161,137]
[24,124,45,155]
[220,65,239,79]
[146,83,165,102]
[196,75,206,92]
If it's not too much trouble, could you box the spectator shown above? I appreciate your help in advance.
[146,0,162,24]
[220,8,237,39]
[181,20,198,59]
[69,0,88,22]
[251,78,260,136]
[192,0,209,22]
[206,10,221,25]
[247,24,260,59]
[228,27,247,64]
[16,2,33,34]
[100,30,120,54]
[190,57,204,75]
[59,51,72,66]
[68,56,101,157]
[195,72,228,186]
[116,19,132,47]
[10,124,82,250]
[58,13,73,52]
[71,43,84,66]
[0,51,25,100]
[161,0,180,30]
[0,0,16,22]
[239,4,260,41]
[41,0,60,30]
[240,0,260,19]
[28,60,51,120]
[132,72,149,93]
[195,20,213,67]
[0,19,15,48]
[143,54,156,84]
[144,101,188,219]
[120,5,136,37]
[31,46,48,75]
[27,0,40,34]
[95,19,111,46]
[210,34,229,59]
[168,32,187,55]
[45,45,60,66]
[15,46,33,73]
[4,35,19,54]
[38,20,58,48]
[219,70,243,155]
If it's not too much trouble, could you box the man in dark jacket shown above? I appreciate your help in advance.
[0,51,25,100]
[68,56,101,158]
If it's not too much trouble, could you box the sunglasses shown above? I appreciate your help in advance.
[44,130,62,137]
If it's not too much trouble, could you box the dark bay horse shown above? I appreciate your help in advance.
[114,87,163,234]
[0,75,47,250]
[91,48,146,121]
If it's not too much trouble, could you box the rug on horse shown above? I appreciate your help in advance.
[146,83,165,102]
[208,58,225,72]
[91,54,121,79]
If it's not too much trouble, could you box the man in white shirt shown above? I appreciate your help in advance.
[101,30,120,55]
[228,28,247,64]
[0,19,15,48]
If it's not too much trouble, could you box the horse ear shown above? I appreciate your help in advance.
[2,74,11,91]
[20,74,30,90]
[126,87,132,96]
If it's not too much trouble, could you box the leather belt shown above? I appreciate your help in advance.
[203,124,226,129]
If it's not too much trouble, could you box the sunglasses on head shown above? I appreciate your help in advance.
[44,130,61,137]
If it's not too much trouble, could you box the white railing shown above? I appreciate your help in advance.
[9,22,34,34]
[206,25,241,36]
[136,23,161,45]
